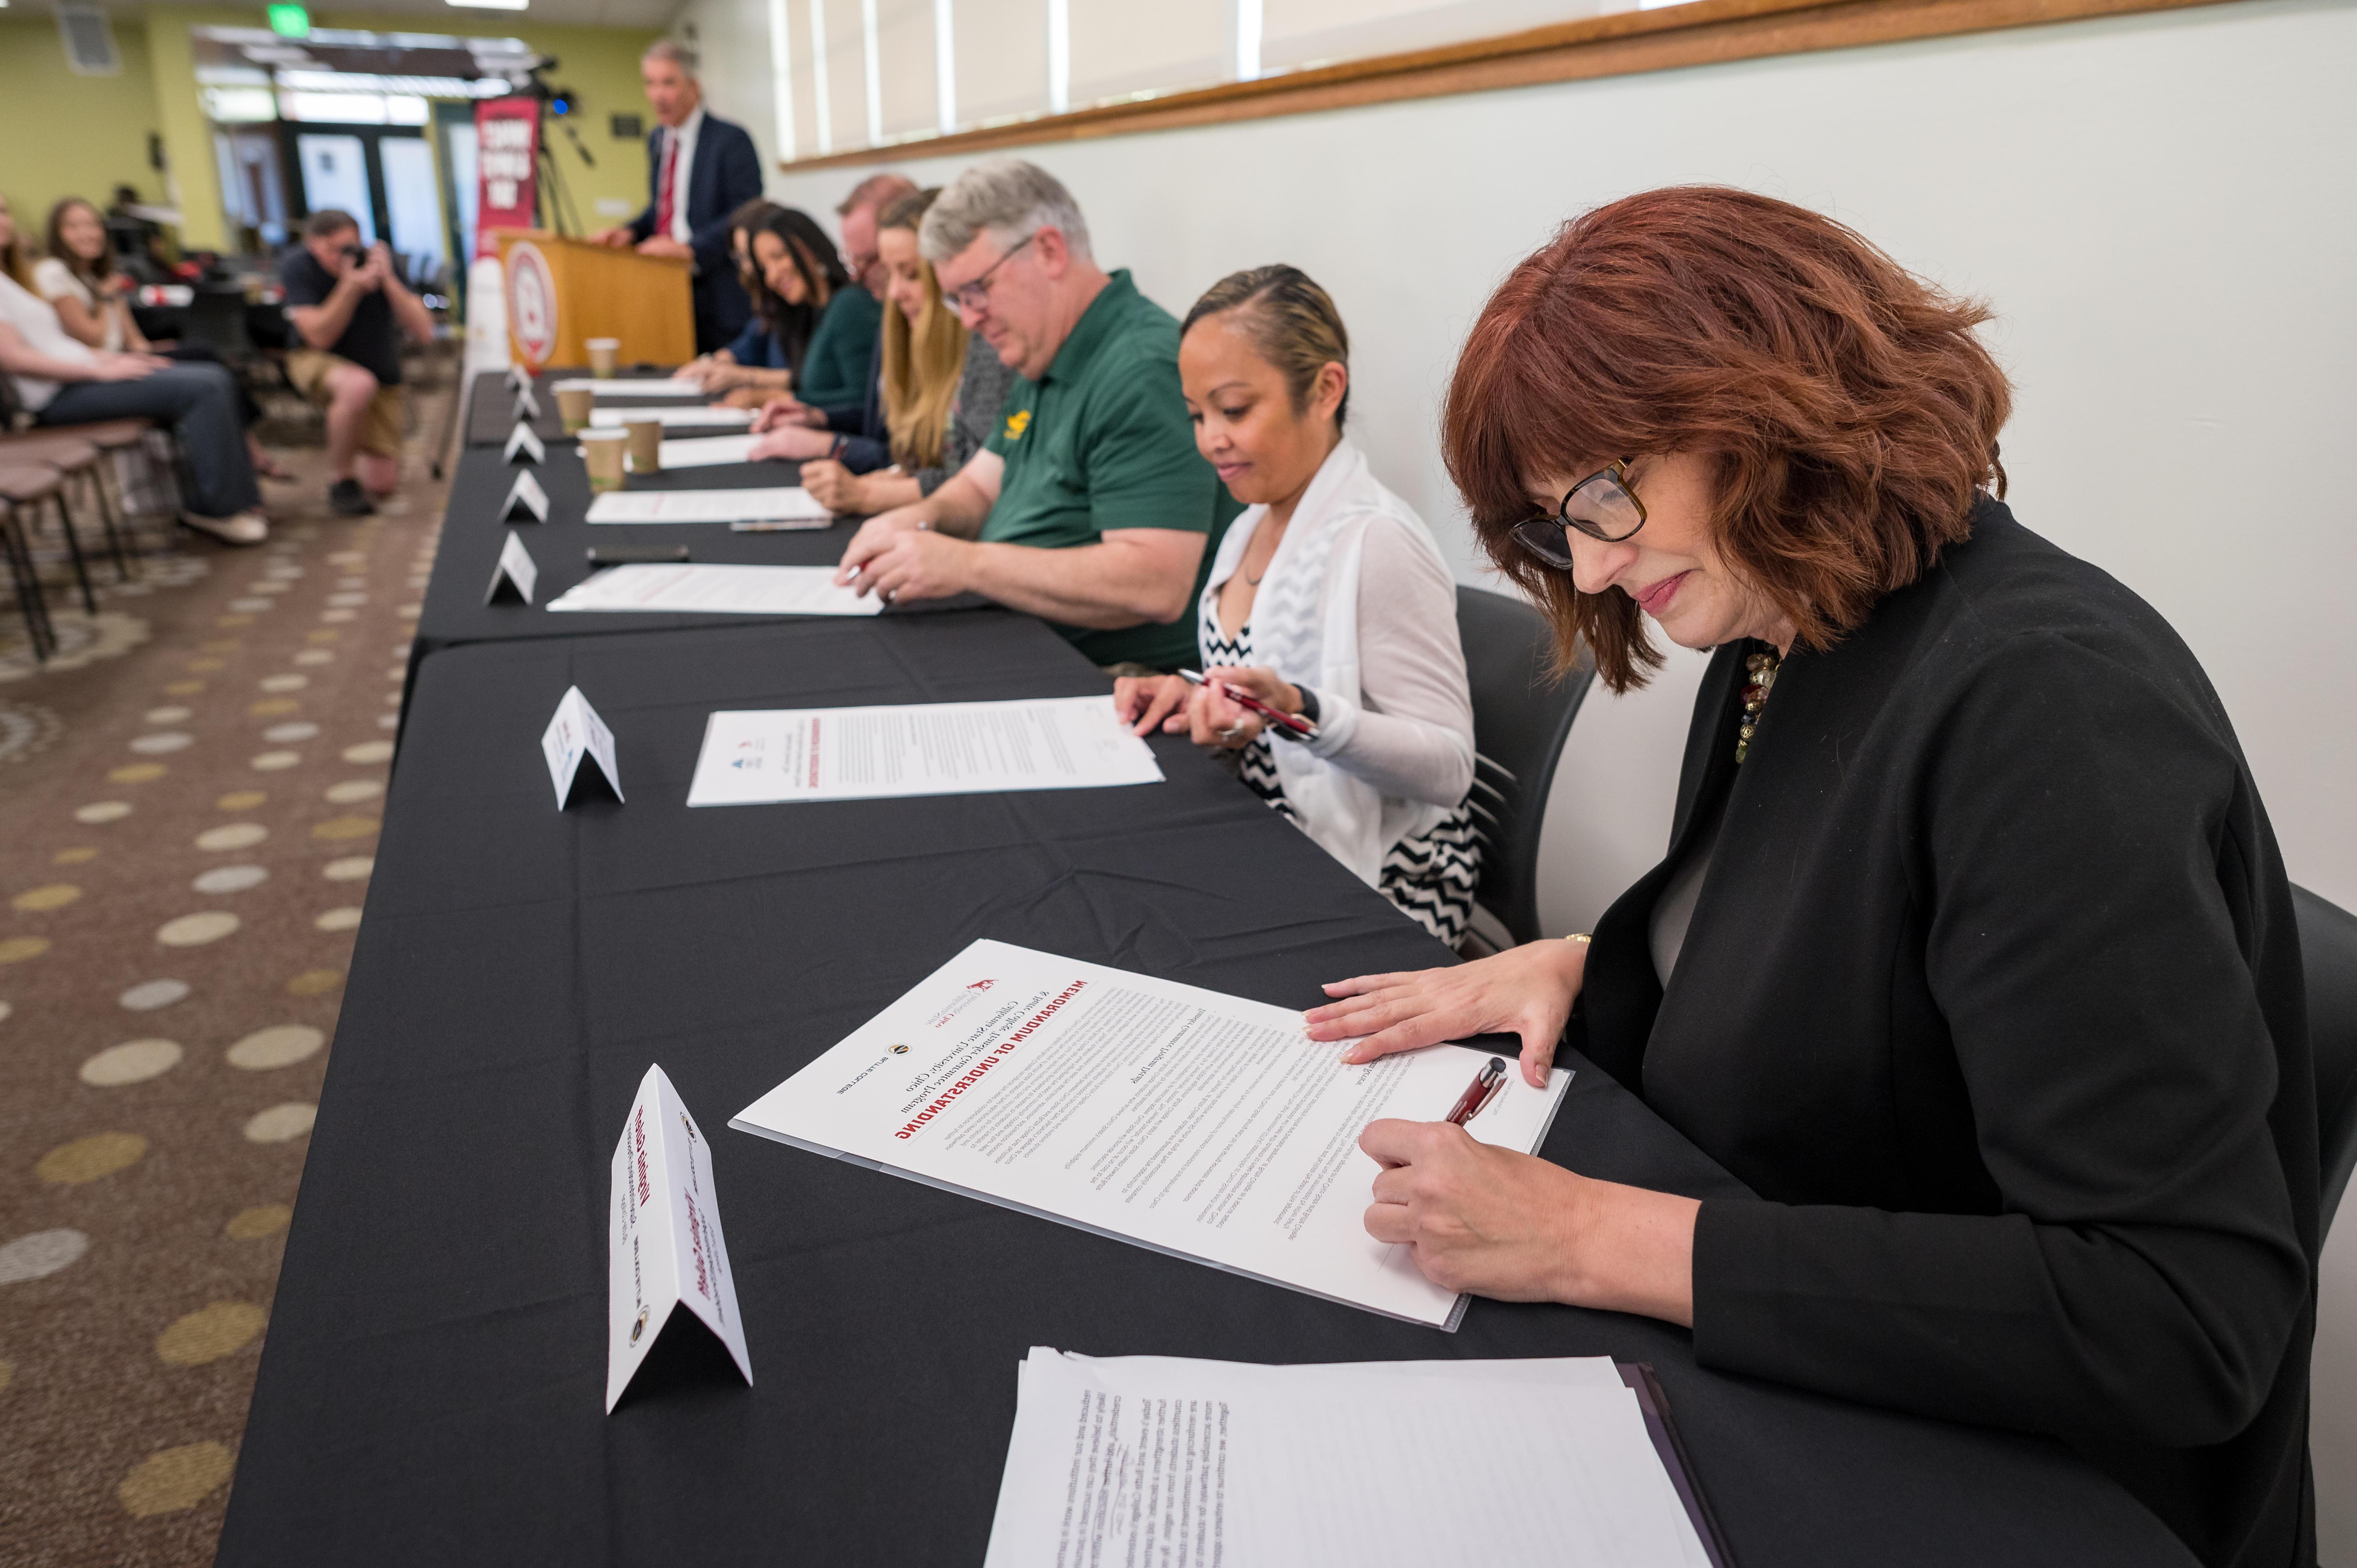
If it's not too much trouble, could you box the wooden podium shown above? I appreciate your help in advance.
[493,230,695,369]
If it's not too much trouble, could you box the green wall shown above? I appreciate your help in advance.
[0,15,168,245]
[2,8,661,255]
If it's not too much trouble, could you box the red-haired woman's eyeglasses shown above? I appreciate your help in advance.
[1510,459,1646,568]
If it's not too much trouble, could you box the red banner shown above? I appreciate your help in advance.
[474,97,540,257]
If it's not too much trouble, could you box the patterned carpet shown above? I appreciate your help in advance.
[0,382,449,1566]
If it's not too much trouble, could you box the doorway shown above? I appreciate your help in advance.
[283,122,449,281]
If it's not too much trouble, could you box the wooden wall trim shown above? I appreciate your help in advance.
[776,0,2244,174]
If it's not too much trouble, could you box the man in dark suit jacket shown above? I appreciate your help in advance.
[588,39,765,354]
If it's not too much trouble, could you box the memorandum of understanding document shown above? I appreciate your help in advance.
[686,696,1163,805]
[730,939,1571,1327]
[545,563,881,618]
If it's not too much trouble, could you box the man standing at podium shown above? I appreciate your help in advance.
[589,40,764,355]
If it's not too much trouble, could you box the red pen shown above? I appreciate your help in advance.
[1444,1056,1509,1125]
[1177,668,1318,739]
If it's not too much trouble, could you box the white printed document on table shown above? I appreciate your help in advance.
[984,1349,1709,1568]
[686,695,1162,806]
[655,434,762,469]
[546,563,880,618]
[553,377,709,398]
[588,405,756,427]
[585,487,831,525]
[730,939,1572,1327]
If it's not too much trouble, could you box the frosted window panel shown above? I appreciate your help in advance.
[954,0,1048,127]
[1261,0,1608,74]
[786,0,827,155]
[380,136,447,269]
[1069,0,1223,108]
[877,0,940,139]
[822,0,869,149]
[295,134,376,242]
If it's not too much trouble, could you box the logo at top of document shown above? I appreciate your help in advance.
[1003,410,1031,441]
[630,1307,649,1345]
[890,1044,909,1054]
[679,1112,696,1142]
[966,979,995,992]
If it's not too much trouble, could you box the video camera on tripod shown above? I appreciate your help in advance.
[502,55,594,236]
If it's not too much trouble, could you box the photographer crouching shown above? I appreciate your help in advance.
[278,210,435,518]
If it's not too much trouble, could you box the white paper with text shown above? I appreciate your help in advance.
[555,377,710,398]
[546,563,881,619]
[586,487,831,524]
[731,940,1571,1326]
[655,434,762,468]
[686,696,1162,806]
[589,404,756,428]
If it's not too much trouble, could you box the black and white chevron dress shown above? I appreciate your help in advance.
[1201,625,1480,946]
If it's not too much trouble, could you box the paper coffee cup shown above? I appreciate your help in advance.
[555,384,595,433]
[623,419,663,474]
[586,337,621,378]
[580,428,629,492]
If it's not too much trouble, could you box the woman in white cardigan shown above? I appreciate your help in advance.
[1114,266,1480,943]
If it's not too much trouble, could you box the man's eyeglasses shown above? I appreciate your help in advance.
[941,230,1039,316]
[1509,459,1646,569]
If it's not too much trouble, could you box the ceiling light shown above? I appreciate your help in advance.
[446,0,530,10]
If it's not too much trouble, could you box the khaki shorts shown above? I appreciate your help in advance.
[286,350,405,458]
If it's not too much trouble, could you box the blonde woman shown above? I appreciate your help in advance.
[758,188,1013,510]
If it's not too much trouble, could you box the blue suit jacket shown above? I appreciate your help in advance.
[629,111,764,345]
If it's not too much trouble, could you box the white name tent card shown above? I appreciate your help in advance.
[984,1349,1709,1568]
[504,421,546,466]
[607,1064,753,1413]
[553,377,710,399]
[513,383,541,420]
[588,405,756,428]
[505,364,533,394]
[731,939,1571,1328]
[655,434,762,469]
[585,487,832,526]
[541,684,623,808]
[687,696,1161,807]
[546,563,882,619]
[485,530,539,605]
[500,469,550,524]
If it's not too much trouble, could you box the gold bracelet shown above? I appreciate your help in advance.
[1566,932,1591,945]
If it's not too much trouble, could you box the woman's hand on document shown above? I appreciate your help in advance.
[1358,1120,1698,1324]
[1307,938,1588,1089]
[1113,674,1193,736]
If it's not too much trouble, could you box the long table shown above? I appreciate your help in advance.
[217,611,2193,1567]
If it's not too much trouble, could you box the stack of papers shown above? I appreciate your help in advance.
[730,939,1568,1326]
[551,377,710,398]
[654,434,763,468]
[689,698,1162,805]
[585,488,832,525]
[588,404,756,428]
[545,563,878,617]
[985,1349,1714,1567]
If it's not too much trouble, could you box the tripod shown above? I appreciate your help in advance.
[532,111,590,237]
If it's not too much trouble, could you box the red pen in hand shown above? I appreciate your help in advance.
[1444,1056,1509,1126]
[1178,668,1318,739]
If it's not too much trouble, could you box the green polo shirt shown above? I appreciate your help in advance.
[982,270,1238,670]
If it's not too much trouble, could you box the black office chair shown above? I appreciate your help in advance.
[1456,585,1596,946]
[2293,884,2357,1238]
[182,287,257,357]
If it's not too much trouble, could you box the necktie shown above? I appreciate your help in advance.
[654,131,679,239]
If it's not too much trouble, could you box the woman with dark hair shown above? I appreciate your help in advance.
[687,206,877,407]
[680,199,781,397]
[1306,187,2314,1568]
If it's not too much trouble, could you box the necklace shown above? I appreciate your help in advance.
[1736,647,1780,764]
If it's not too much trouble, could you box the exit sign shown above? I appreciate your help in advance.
[266,4,309,36]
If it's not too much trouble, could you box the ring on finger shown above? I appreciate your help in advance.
[1217,724,1245,742]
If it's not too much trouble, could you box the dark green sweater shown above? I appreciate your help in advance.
[797,284,881,408]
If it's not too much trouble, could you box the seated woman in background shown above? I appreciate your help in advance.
[35,196,288,479]
[1115,266,1479,945]
[1309,188,2313,1568]
[686,208,876,409]
[678,200,781,401]
[0,195,267,544]
[749,187,1013,503]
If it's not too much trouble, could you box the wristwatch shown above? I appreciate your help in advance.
[1272,685,1320,743]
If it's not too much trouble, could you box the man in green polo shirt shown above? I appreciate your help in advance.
[832,160,1235,671]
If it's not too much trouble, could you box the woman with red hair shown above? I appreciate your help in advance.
[1306,187,2315,1567]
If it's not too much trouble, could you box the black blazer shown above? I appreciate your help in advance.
[629,111,763,342]
[1575,498,2316,1568]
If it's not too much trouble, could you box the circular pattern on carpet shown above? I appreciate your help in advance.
[75,801,132,823]
[130,731,192,755]
[226,1024,323,1070]
[117,1441,234,1517]
[249,751,300,771]
[260,674,307,693]
[225,1204,291,1240]
[341,740,395,765]
[0,1228,89,1283]
[314,906,363,932]
[108,763,168,783]
[12,883,81,912]
[285,969,343,996]
[193,865,268,894]
[323,856,373,881]
[155,1301,268,1365]
[243,1103,316,1142]
[81,1039,182,1086]
[157,911,239,947]
[196,823,267,851]
[293,649,334,666]
[312,816,378,841]
[265,722,320,742]
[216,790,266,811]
[145,705,192,724]
[324,780,383,803]
[53,846,97,864]
[119,978,189,1011]
[0,936,51,964]
[36,1132,147,1184]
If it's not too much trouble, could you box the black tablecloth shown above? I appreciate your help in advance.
[216,614,2190,1568]
[413,441,871,661]
[463,367,754,447]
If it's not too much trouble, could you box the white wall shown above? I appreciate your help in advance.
[727,0,2357,1550]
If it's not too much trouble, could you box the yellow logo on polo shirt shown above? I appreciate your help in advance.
[1004,409,1032,441]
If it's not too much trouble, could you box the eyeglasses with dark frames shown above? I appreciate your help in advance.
[941,230,1041,316]
[1509,459,1647,569]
